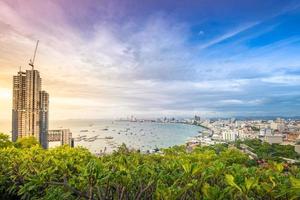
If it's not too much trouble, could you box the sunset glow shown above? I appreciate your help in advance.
[1,0,300,121]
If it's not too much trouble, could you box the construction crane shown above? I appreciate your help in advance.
[29,40,39,70]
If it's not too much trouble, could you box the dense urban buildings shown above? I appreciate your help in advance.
[12,42,49,148]
[183,117,300,154]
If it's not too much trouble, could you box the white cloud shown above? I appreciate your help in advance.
[261,75,300,85]
[198,22,259,49]
[1,0,300,120]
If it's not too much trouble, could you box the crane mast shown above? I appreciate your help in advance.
[29,40,39,70]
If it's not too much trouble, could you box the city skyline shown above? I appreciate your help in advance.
[1,0,300,121]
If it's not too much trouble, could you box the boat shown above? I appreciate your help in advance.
[76,135,87,139]
[80,130,88,132]
[86,136,98,142]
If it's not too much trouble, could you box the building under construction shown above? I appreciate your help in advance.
[12,41,49,149]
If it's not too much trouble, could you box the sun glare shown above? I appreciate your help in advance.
[0,88,11,99]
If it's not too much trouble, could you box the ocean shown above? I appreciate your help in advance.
[0,119,203,153]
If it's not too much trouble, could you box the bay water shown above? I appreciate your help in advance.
[0,119,202,153]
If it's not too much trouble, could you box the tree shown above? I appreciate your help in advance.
[0,140,299,199]
[15,136,40,148]
[0,133,12,148]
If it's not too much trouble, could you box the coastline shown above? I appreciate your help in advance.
[53,120,203,154]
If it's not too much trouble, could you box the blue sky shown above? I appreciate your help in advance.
[0,0,300,119]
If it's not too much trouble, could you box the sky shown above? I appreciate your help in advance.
[1,0,300,120]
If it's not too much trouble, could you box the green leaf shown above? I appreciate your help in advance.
[225,174,242,192]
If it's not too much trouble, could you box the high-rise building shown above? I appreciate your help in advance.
[39,91,49,149]
[12,70,26,142]
[12,41,49,148]
[12,69,49,148]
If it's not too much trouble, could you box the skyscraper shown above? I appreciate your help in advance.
[12,41,49,148]
[39,91,49,149]
[12,70,26,142]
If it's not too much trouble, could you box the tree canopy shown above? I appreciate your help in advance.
[0,133,12,148]
[238,139,300,161]
[15,136,40,148]
[0,134,299,199]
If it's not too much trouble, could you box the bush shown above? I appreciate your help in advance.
[0,141,299,199]
[0,133,13,148]
[242,139,300,160]
[15,136,40,148]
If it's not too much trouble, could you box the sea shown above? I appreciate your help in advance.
[0,119,203,153]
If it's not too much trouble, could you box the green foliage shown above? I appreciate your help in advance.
[0,133,13,148]
[15,136,40,148]
[0,141,299,199]
[242,139,300,161]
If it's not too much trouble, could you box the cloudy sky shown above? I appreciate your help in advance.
[1,0,300,120]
